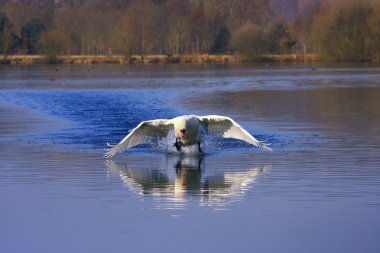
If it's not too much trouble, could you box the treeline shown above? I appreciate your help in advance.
[1,0,380,61]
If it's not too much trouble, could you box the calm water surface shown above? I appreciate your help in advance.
[0,64,379,253]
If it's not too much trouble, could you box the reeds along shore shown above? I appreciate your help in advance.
[0,54,320,65]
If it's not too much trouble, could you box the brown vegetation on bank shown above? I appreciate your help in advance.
[0,54,320,65]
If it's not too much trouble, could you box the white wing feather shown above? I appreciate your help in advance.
[105,119,173,158]
[198,115,272,151]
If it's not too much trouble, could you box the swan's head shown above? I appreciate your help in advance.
[180,129,186,137]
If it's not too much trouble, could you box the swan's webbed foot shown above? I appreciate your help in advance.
[175,142,182,151]
[174,139,182,152]
[198,142,203,153]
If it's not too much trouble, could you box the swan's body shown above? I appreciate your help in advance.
[105,115,271,158]
[172,115,201,145]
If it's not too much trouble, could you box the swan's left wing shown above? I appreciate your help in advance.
[105,119,173,158]
[198,115,272,151]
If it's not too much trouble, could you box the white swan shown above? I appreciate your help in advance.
[105,115,272,158]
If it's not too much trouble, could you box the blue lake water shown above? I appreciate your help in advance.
[0,64,380,253]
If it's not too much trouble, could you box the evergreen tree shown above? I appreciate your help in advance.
[268,24,296,54]
[210,26,230,54]
[21,18,45,54]
[0,13,20,55]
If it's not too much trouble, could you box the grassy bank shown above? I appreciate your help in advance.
[0,54,320,65]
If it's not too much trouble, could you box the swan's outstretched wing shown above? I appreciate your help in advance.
[198,115,272,151]
[105,119,173,158]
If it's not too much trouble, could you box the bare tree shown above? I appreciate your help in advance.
[120,0,166,56]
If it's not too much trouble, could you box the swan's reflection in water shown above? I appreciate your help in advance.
[106,153,270,210]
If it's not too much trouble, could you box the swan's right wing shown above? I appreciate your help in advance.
[105,119,173,158]
[198,115,272,151]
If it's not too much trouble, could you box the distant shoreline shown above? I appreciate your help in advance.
[0,54,321,65]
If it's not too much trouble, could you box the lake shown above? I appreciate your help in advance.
[1,64,379,253]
